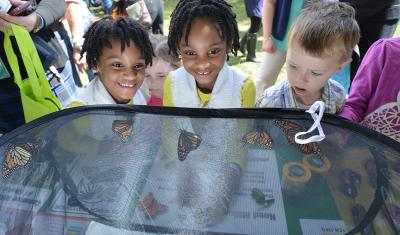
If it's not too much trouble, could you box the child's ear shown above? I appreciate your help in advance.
[177,50,182,59]
[336,58,352,73]
[92,66,99,75]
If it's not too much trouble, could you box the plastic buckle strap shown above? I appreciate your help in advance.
[295,101,326,144]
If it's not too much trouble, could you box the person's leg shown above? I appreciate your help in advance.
[101,0,113,15]
[246,16,262,62]
[256,50,287,97]
[358,18,398,60]
[349,17,398,83]
[239,31,248,55]
[152,0,164,34]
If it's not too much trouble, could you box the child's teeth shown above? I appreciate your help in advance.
[120,83,134,87]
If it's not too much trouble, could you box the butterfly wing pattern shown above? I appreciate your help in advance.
[139,192,168,219]
[2,143,39,178]
[177,130,202,161]
[112,120,134,142]
[274,120,323,157]
[242,129,273,150]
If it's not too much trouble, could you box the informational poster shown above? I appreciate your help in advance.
[300,219,347,235]
[31,213,91,235]
[133,148,289,234]
[0,183,91,235]
[0,183,52,213]
[85,221,174,235]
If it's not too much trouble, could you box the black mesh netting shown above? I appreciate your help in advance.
[0,105,399,235]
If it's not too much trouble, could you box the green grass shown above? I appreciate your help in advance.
[92,0,400,84]
[163,0,265,82]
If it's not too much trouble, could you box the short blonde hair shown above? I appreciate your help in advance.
[288,1,360,61]
[149,34,181,69]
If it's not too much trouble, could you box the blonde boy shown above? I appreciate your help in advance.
[257,1,360,114]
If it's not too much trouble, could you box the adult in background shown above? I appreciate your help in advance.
[0,0,66,133]
[64,0,98,84]
[144,0,164,34]
[239,0,262,62]
[340,0,400,80]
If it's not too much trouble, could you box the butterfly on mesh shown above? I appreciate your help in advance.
[2,143,39,178]
[177,129,202,161]
[274,120,323,157]
[274,120,303,144]
[295,132,323,156]
[112,120,134,142]
[242,129,273,150]
[139,192,167,218]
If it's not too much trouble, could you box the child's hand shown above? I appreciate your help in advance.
[73,49,88,72]
[262,37,276,54]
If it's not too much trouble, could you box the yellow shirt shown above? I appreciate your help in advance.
[163,75,256,108]
[161,74,255,170]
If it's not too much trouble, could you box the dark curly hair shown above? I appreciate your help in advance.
[81,16,154,69]
[168,0,240,58]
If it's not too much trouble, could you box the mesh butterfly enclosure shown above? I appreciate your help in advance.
[0,105,399,235]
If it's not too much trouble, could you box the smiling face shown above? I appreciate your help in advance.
[96,40,146,104]
[145,57,176,99]
[179,17,228,93]
[286,42,350,106]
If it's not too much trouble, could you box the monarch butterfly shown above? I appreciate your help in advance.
[112,120,134,142]
[274,120,303,134]
[243,129,273,150]
[2,143,39,178]
[139,192,167,218]
[274,120,303,144]
[177,129,202,161]
[274,120,323,157]
[295,132,323,156]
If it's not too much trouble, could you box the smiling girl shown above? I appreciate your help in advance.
[68,16,153,106]
[164,0,255,108]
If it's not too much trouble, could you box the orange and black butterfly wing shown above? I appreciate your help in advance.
[177,134,190,161]
[242,130,259,145]
[294,132,323,157]
[177,130,202,161]
[297,142,323,157]
[274,120,303,144]
[20,143,39,155]
[258,131,273,150]
[146,200,167,218]
[112,120,134,142]
[243,130,273,150]
[274,120,301,133]
[2,147,16,178]
[139,192,155,210]
[13,146,32,166]
[2,144,33,178]
[285,129,297,144]
[140,192,167,218]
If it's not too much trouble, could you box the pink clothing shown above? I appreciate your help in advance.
[339,38,400,142]
[148,96,163,106]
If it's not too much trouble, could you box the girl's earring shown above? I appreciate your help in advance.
[92,67,98,75]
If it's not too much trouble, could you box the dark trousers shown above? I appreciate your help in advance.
[144,0,164,34]
[350,18,399,80]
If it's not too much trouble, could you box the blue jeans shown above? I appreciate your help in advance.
[101,0,113,11]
